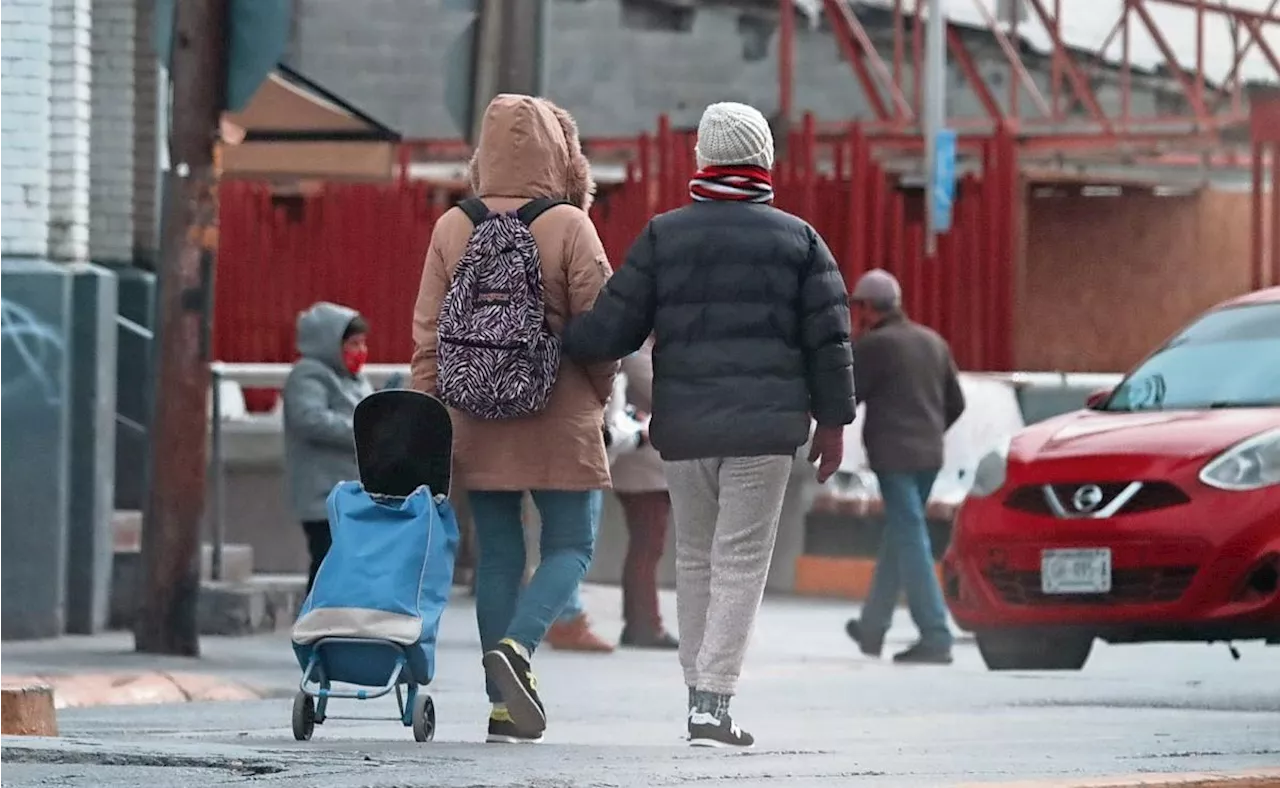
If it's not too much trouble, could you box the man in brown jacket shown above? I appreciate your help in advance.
[411,94,617,743]
[843,269,965,665]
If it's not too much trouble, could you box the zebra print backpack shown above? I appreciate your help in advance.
[435,197,569,420]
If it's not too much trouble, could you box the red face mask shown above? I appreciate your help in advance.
[342,347,368,376]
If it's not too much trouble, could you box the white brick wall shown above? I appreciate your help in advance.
[48,0,93,262]
[132,0,158,264]
[1,0,54,258]
[90,0,135,263]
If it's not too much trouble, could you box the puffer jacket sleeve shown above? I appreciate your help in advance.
[563,211,619,405]
[563,221,658,364]
[799,227,856,426]
[411,222,451,395]
[283,365,356,450]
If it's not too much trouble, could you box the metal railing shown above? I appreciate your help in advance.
[204,362,1124,580]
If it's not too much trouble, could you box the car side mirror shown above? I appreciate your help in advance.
[1086,388,1112,409]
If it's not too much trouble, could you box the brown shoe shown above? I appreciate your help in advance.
[544,614,614,653]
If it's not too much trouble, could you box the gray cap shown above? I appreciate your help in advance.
[851,269,902,309]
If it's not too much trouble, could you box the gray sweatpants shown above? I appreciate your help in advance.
[664,455,793,695]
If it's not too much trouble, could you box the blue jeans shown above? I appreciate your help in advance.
[557,490,603,622]
[470,490,598,702]
[860,470,953,650]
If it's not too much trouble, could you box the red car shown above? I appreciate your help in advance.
[944,287,1280,670]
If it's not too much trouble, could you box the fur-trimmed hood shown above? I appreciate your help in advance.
[469,94,595,211]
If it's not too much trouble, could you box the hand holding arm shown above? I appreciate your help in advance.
[563,221,658,366]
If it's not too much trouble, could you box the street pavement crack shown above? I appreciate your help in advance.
[0,746,287,776]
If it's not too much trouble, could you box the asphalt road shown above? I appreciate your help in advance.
[4,587,1279,787]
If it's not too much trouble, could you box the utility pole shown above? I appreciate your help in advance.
[467,0,546,140]
[135,0,227,656]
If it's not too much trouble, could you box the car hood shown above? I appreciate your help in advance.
[1014,408,1280,462]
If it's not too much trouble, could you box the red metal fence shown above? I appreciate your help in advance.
[216,115,1018,410]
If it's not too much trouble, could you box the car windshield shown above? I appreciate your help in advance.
[1100,302,1280,412]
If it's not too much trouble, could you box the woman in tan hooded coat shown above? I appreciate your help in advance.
[411,94,616,744]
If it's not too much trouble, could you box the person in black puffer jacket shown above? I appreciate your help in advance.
[562,101,854,749]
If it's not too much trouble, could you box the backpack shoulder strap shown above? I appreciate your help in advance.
[457,198,491,226]
[516,198,573,227]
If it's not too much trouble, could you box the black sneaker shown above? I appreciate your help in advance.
[893,642,953,665]
[845,619,883,658]
[620,627,679,650]
[486,709,543,744]
[688,711,755,748]
[482,639,546,735]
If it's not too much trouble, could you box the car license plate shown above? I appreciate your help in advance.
[1041,548,1112,595]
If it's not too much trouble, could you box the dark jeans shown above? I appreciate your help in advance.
[617,491,671,634]
[470,490,597,702]
[301,520,331,594]
[859,470,953,650]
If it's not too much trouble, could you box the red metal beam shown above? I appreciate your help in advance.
[1122,5,1132,124]
[1129,0,1212,124]
[1096,13,1125,59]
[969,0,1053,119]
[893,0,905,119]
[1243,18,1280,75]
[821,0,913,122]
[1023,0,1112,127]
[1253,139,1266,289]
[1150,0,1280,25]
[1211,0,1280,113]
[947,27,1002,121]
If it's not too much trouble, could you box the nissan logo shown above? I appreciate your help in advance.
[1071,484,1105,513]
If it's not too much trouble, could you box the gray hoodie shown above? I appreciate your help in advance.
[282,302,374,522]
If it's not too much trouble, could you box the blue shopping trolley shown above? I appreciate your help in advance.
[290,390,457,742]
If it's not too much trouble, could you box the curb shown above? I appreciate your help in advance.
[958,770,1280,788]
[1,681,58,736]
[0,672,268,710]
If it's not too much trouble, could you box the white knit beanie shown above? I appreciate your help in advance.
[695,102,775,170]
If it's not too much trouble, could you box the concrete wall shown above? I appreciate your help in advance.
[285,0,1175,138]
[1017,188,1257,372]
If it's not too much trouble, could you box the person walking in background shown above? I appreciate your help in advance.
[282,302,374,594]
[410,94,616,744]
[612,338,678,650]
[563,101,854,748]
[843,269,966,666]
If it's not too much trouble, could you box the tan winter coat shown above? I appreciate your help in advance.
[411,94,617,491]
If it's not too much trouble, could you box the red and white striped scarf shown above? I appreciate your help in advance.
[688,165,774,204]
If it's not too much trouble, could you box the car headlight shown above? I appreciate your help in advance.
[1199,427,1280,491]
[968,436,1012,498]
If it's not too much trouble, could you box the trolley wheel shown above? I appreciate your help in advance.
[411,693,435,743]
[292,692,316,741]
